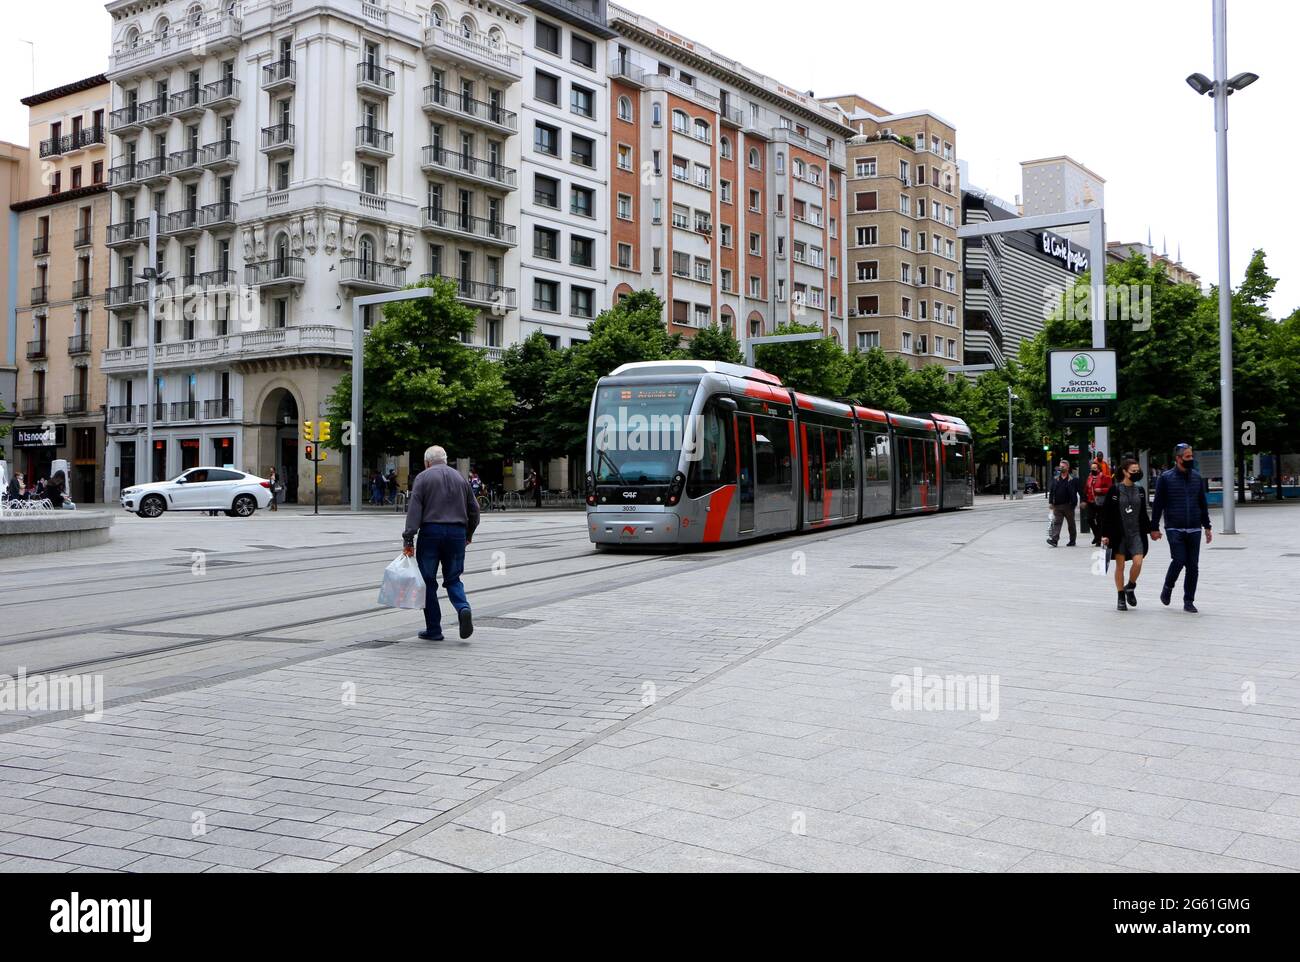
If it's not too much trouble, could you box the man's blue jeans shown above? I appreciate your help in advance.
[1163,528,1202,604]
[415,523,470,635]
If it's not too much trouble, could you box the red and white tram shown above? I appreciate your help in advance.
[585,360,974,546]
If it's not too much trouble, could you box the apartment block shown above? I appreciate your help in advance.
[1,140,28,433]
[606,5,851,343]
[821,95,962,370]
[9,76,110,502]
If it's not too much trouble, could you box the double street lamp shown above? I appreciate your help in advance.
[1185,0,1257,535]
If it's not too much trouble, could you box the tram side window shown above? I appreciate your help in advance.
[687,402,736,497]
[840,430,855,490]
[897,438,913,488]
[806,425,825,501]
[874,433,890,482]
[754,415,793,490]
[910,437,929,488]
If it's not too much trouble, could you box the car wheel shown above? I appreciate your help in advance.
[137,495,165,519]
[231,494,257,517]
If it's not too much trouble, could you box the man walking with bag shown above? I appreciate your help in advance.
[403,446,478,641]
[1150,443,1213,613]
[1046,459,1080,547]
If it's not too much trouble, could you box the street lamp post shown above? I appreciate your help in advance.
[1186,0,1257,535]
[1008,387,1018,500]
[140,212,171,483]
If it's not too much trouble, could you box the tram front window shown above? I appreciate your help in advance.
[592,383,697,484]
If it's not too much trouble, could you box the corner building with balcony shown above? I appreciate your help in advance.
[820,95,962,370]
[10,76,111,502]
[101,0,598,502]
[605,5,851,344]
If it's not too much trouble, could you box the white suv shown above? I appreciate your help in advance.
[121,468,274,518]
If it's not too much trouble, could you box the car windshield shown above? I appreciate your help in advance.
[592,382,696,484]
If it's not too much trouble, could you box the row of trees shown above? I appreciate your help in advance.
[326,253,1299,493]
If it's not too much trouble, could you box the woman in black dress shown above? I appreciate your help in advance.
[1100,456,1153,611]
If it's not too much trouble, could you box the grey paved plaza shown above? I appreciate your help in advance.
[0,495,1297,873]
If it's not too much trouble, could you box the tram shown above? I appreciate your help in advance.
[584,360,974,546]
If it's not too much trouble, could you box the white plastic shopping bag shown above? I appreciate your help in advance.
[378,554,426,609]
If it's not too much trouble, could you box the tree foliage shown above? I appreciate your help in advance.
[325,277,512,460]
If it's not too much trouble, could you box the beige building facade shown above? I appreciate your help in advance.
[821,95,962,371]
[2,140,29,439]
[10,76,111,502]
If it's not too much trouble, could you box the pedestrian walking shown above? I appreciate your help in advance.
[1085,459,1113,546]
[370,471,384,506]
[402,445,478,642]
[1046,459,1081,547]
[1150,443,1213,613]
[1100,457,1152,611]
[5,472,21,502]
[526,468,542,508]
[386,469,398,506]
[268,467,280,512]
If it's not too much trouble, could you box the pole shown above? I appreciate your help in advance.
[1213,0,1237,534]
[1007,386,1014,500]
[1088,211,1109,466]
[314,449,319,516]
[146,210,157,481]
[350,301,363,511]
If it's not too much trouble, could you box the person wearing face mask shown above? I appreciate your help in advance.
[1100,456,1153,610]
[1085,458,1113,546]
[1150,442,1213,613]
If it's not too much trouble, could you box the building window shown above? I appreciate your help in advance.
[534,174,559,209]
[855,191,877,212]
[533,278,559,312]
[749,276,761,297]
[570,235,594,268]
[616,193,632,220]
[720,224,732,247]
[720,268,732,292]
[672,299,689,325]
[535,71,560,106]
[571,134,595,167]
[535,19,560,55]
[617,242,633,268]
[855,296,879,316]
[571,185,594,217]
[901,298,912,319]
[652,103,662,126]
[617,96,633,122]
[617,143,633,170]
[672,250,690,277]
[902,331,912,352]
[857,261,878,281]
[720,136,732,160]
[534,122,559,157]
[748,147,760,169]
[720,180,731,204]
[92,161,104,184]
[672,110,689,134]
[570,84,594,119]
[748,189,761,212]
[857,331,880,350]
[571,35,594,69]
[672,155,689,182]
[748,233,761,256]
[571,286,594,318]
[533,226,559,260]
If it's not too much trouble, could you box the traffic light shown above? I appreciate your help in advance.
[317,421,331,444]
[302,420,314,442]
[304,444,314,461]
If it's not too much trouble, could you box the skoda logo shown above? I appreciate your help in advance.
[1070,353,1095,377]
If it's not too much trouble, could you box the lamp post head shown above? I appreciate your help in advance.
[1185,72,1213,95]
[1226,71,1259,92]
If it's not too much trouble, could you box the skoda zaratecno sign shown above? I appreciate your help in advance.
[1049,349,1118,401]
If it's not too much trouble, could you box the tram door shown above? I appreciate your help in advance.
[736,415,755,534]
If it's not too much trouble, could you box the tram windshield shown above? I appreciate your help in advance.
[592,382,697,484]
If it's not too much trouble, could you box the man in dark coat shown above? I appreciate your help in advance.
[1046,460,1081,547]
[1150,443,1213,613]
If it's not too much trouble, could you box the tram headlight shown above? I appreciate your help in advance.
[666,470,686,506]
[584,470,596,505]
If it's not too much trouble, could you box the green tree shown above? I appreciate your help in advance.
[844,348,909,412]
[541,290,680,458]
[684,323,744,364]
[500,330,564,499]
[752,322,851,398]
[325,277,513,462]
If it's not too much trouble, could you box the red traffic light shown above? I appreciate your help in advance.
[305,444,314,460]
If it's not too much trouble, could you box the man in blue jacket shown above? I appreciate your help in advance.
[1150,443,1214,612]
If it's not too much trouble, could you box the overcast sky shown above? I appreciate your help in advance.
[4,0,1295,315]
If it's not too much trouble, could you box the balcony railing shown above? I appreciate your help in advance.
[72,278,92,299]
[421,145,517,189]
[356,125,394,155]
[31,286,49,306]
[340,258,405,289]
[75,125,106,149]
[201,139,239,167]
[135,156,168,182]
[39,135,66,158]
[262,58,296,88]
[109,14,243,75]
[422,23,522,80]
[170,400,198,421]
[33,235,49,257]
[139,95,171,127]
[169,86,204,115]
[74,226,93,248]
[245,257,305,286]
[609,55,648,87]
[357,61,395,93]
[106,282,148,308]
[421,208,517,246]
[168,147,204,175]
[68,332,91,354]
[163,207,203,235]
[201,202,238,228]
[26,339,47,360]
[21,398,44,417]
[106,219,145,246]
[64,394,88,415]
[261,123,294,151]
[109,404,142,425]
[422,274,518,310]
[199,268,236,287]
[202,77,240,106]
[422,85,518,132]
[109,162,137,187]
[109,105,143,133]
[204,398,235,419]
[101,325,355,374]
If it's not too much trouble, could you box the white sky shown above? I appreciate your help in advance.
[3,0,1296,315]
